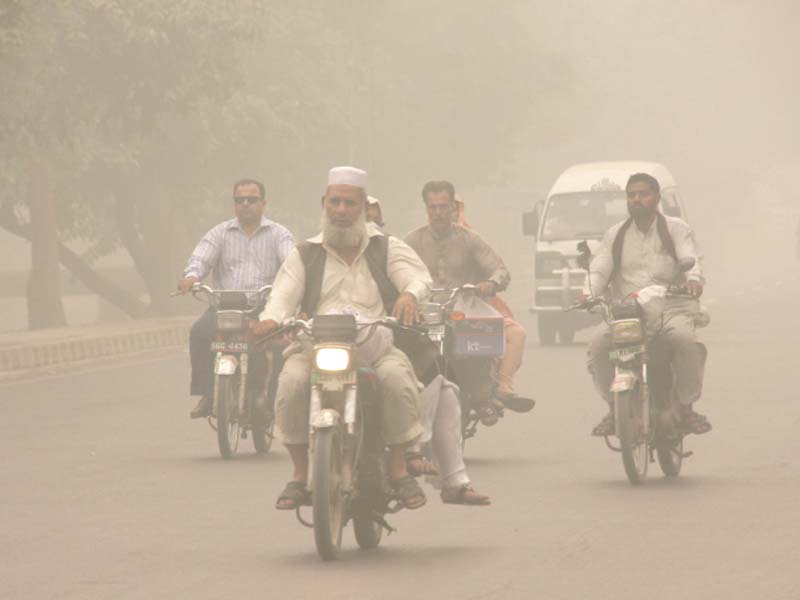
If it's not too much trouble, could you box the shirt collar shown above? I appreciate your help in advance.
[226,215,273,232]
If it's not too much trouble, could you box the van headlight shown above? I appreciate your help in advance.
[315,347,351,372]
[610,319,643,345]
[216,311,245,332]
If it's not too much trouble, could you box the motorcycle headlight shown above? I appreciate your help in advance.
[610,319,643,345]
[314,347,351,372]
[216,311,245,332]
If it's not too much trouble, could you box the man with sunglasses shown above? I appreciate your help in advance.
[179,179,295,419]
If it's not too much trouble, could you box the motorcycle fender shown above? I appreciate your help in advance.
[610,370,638,393]
[215,354,239,376]
[312,408,341,430]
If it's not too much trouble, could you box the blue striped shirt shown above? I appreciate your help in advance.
[183,216,295,291]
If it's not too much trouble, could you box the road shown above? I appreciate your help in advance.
[2,276,799,600]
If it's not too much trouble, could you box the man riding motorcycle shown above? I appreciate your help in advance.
[582,172,712,436]
[252,166,432,511]
[405,180,534,425]
[179,178,295,419]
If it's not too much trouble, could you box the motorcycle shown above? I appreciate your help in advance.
[570,243,706,484]
[266,314,427,561]
[416,285,508,442]
[180,283,280,459]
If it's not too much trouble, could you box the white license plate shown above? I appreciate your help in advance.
[427,325,445,337]
[211,341,249,352]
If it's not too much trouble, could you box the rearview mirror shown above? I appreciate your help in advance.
[576,240,592,271]
[522,210,540,237]
[678,257,695,272]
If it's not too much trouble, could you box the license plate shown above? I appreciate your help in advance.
[426,325,445,339]
[211,341,249,353]
[609,344,644,361]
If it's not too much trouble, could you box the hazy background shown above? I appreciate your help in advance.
[2,0,798,329]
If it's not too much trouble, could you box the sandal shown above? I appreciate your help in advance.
[591,411,615,437]
[681,409,712,435]
[275,481,310,510]
[391,475,427,510]
[441,484,491,506]
[497,393,536,413]
[476,403,499,426]
[406,453,439,477]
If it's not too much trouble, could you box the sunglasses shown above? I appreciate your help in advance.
[234,196,263,205]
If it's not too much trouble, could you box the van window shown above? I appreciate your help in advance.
[661,193,682,218]
[541,192,627,241]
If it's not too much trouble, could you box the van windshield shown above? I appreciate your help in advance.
[541,192,627,241]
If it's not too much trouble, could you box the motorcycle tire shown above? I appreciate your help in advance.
[615,390,648,484]
[251,412,274,454]
[656,438,683,477]
[353,506,383,550]
[216,374,241,459]
[312,427,346,561]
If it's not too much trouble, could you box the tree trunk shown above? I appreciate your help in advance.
[26,160,67,329]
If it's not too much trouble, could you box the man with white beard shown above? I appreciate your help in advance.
[252,166,433,511]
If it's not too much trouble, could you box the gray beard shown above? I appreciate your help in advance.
[321,210,367,249]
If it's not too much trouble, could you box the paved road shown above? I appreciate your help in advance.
[2,278,799,600]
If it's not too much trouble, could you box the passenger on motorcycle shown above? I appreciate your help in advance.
[582,173,712,436]
[405,180,533,426]
[179,179,295,419]
[252,166,432,511]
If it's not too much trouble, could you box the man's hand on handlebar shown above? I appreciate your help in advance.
[477,281,497,298]
[392,292,419,326]
[251,319,279,337]
[178,276,199,294]
[686,280,704,299]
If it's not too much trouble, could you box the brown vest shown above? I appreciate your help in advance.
[296,235,399,317]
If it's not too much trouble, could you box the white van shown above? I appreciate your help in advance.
[521,161,687,345]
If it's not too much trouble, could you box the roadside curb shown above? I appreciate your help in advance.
[0,318,194,372]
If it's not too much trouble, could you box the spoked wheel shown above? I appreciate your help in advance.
[615,390,648,484]
[657,436,684,477]
[216,374,241,459]
[353,505,383,549]
[252,411,275,454]
[312,428,346,561]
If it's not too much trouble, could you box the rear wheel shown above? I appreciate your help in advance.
[353,506,383,549]
[251,411,274,453]
[537,314,557,346]
[312,428,345,561]
[657,437,683,477]
[216,375,241,459]
[615,390,648,484]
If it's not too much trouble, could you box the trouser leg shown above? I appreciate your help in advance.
[431,383,469,488]
[274,351,312,445]
[496,317,527,396]
[662,314,704,406]
[587,325,613,404]
[373,347,425,446]
[189,308,216,397]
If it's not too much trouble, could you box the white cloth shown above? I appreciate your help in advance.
[259,228,432,323]
[328,166,367,189]
[417,375,469,489]
[585,215,705,300]
[367,195,381,207]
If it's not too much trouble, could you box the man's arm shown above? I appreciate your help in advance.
[274,226,296,265]
[672,222,705,285]
[183,224,224,281]
[258,248,306,323]
[583,228,615,297]
[387,236,432,304]
[468,231,511,292]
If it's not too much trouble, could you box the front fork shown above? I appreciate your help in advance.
[213,352,248,417]
[307,384,357,494]
[611,360,651,439]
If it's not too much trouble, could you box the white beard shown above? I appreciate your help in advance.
[321,210,368,249]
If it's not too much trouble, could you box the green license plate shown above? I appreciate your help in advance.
[609,344,645,361]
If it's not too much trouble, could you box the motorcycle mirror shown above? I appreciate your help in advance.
[576,240,592,271]
[678,257,695,272]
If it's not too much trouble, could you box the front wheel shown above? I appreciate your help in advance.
[216,374,241,459]
[312,428,346,561]
[615,390,648,484]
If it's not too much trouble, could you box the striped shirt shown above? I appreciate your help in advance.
[183,216,295,291]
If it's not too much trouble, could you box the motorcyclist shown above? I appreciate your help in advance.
[405,180,534,426]
[252,166,432,511]
[581,172,712,436]
[178,179,295,419]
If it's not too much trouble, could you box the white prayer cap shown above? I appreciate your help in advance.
[367,195,381,207]
[328,166,367,189]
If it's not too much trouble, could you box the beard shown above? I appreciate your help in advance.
[628,203,657,220]
[321,209,368,249]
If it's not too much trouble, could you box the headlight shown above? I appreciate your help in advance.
[610,319,643,345]
[216,311,245,332]
[314,347,351,372]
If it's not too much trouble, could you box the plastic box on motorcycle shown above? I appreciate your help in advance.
[447,296,505,358]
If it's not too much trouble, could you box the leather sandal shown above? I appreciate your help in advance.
[406,452,438,476]
[391,475,427,510]
[681,409,712,435]
[441,484,491,506]
[476,403,499,426]
[275,481,310,510]
[591,411,615,436]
